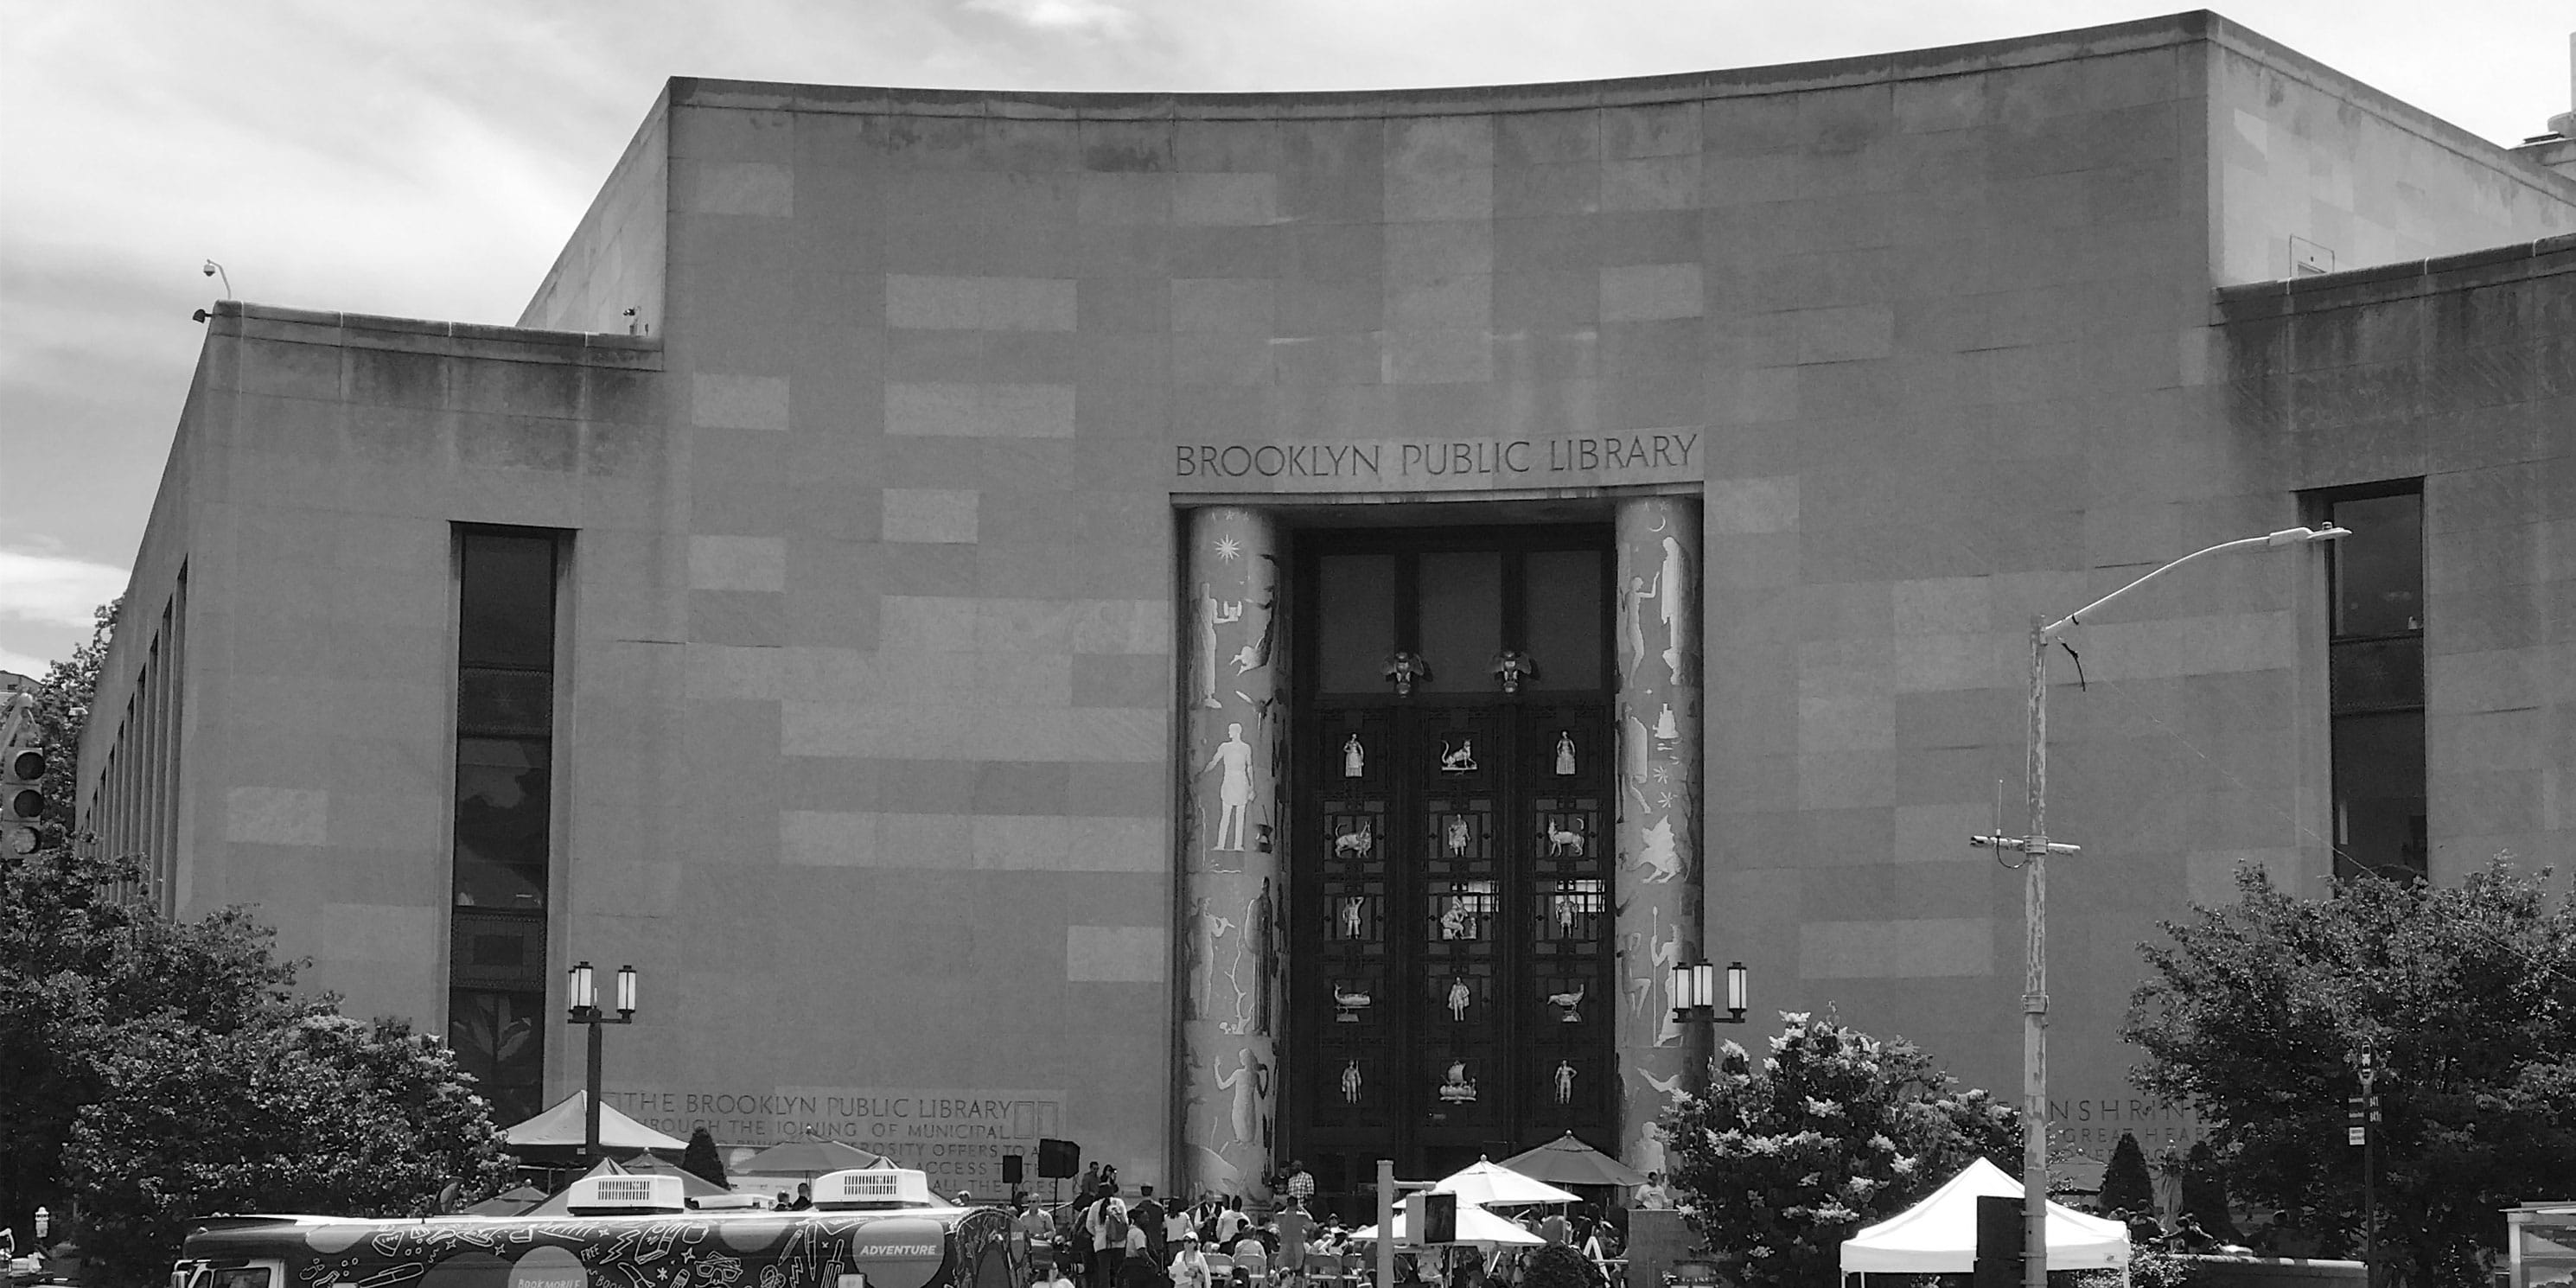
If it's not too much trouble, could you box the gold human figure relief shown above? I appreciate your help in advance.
[1555,730,1577,775]
[1445,815,1470,856]
[1447,977,1471,1021]
[1342,1060,1364,1104]
[1554,1060,1577,1105]
[1343,733,1365,777]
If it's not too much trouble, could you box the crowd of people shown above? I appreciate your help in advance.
[1011,1162,1635,1288]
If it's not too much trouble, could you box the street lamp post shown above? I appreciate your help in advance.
[1667,960,1750,1027]
[565,960,638,1162]
[1971,526,2345,1288]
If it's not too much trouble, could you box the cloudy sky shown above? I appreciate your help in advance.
[1,0,2567,676]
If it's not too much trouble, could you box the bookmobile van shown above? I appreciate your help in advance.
[170,1167,1025,1288]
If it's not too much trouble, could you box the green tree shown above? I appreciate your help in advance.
[1,843,296,1256]
[66,1009,513,1284]
[2124,857,2576,1288]
[683,1125,730,1189]
[2176,1141,2233,1239]
[2099,1131,2154,1215]
[1661,1010,2021,1288]
[17,597,118,854]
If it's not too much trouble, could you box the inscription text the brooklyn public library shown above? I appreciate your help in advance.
[1174,433,1701,492]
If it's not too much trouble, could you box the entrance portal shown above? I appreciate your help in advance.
[1286,527,1616,1213]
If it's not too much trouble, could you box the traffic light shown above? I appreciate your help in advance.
[1405,1192,1457,1245]
[2,744,42,853]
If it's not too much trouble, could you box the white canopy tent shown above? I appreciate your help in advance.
[501,1090,690,1151]
[1840,1157,2130,1276]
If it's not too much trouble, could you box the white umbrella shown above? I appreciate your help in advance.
[1348,1205,1546,1247]
[1431,1158,1580,1208]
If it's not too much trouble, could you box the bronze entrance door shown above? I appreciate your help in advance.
[1285,531,1616,1214]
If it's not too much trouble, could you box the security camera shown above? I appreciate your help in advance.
[203,261,217,277]
[193,309,211,323]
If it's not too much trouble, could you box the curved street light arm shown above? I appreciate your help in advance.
[2042,526,2348,640]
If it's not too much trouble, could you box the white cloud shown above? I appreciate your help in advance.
[0,647,55,681]
[0,545,130,629]
[960,0,1141,41]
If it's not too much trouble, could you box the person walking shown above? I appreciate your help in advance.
[1134,1184,1170,1272]
[1275,1197,1315,1288]
[1087,1183,1133,1288]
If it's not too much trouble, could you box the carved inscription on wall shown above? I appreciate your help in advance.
[1173,434,1702,494]
[606,1087,1063,1191]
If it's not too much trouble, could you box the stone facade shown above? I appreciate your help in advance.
[80,13,2576,1196]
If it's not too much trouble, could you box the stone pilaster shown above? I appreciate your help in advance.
[1177,507,1286,1200]
[1611,495,1706,1179]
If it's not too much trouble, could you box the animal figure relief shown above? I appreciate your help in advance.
[1640,1067,1687,1106]
[1547,983,1585,1022]
[1229,643,1261,675]
[1635,816,1680,883]
[1333,983,1373,1011]
[1334,826,1373,858]
[1545,821,1586,857]
[1439,739,1477,772]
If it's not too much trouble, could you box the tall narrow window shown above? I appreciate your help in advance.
[450,527,561,1122]
[2322,487,2424,880]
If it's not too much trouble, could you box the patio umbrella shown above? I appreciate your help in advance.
[1348,1204,1546,1247]
[1431,1158,1580,1208]
[735,1132,890,1178]
[1496,1133,1648,1189]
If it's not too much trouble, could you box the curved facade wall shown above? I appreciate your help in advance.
[83,11,2576,1200]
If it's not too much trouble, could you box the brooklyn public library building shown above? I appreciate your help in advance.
[79,12,2576,1208]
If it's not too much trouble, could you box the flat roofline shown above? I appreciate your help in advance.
[201,299,663,366]
[671,10,2228,119]
[2213,233,2576,319]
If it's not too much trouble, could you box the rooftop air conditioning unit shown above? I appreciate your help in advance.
[566,1172,689,1215]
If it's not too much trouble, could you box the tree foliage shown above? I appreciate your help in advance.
[3,594,514,1282]
[2174,1142,2232,1239]
[2124,858,2576,1288]
[2098,1131,2154,1215]
[1,843,297,1257]
[683,1125,730,1189]
[67,1009,513,1284]
[1661,1010,2021,1288]
[15,597,118,854]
